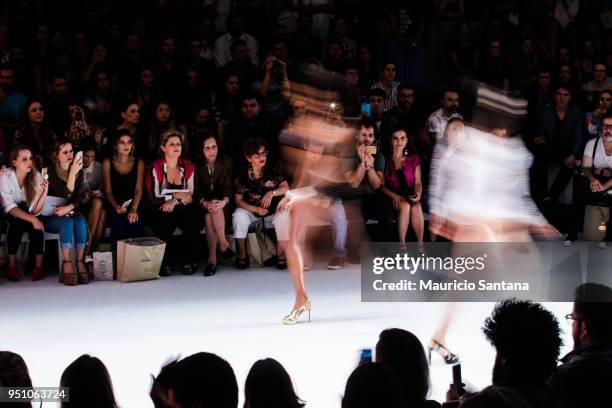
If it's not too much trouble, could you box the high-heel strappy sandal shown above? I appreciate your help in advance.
[76,258,90,284]
[427,339,459,364]
[282,299,312,325]
[60,260,78,286]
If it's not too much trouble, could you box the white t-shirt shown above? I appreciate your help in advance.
[426,108,463,135]
[583,137,612,171]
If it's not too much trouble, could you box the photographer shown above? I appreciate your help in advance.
[65,103,105,156]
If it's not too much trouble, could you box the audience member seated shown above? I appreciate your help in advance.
[146,101,186,162]
[146,130,201,276]
[0,145,47,281]
[480,299,562,408]
[581,62,612,107]
[350,118,387,243]
[214,12,259,68]
[197,134,235,276]
[222,93,280,166]
[578,113,612,247]
[534,84,584,208]
[426,88,462,142]
[78,139,106,271]
[65,103,104,153]
[43,138,89,286]
[83,67,120,128]
[370,62,400,112]
[114,102,145,159]
[549,283,612,396]
[457,386,530,408]
[219,40,260,91]
[186,105,217,162]
[150,352,238,408]
[585,90,611,139]
[59,354,119,408]
[380,129,424,252]
[244,358,305,408]
[12,99,56,170]
[341,362,405,408]
[215,72,241,124]
[376,328,441,408]
[233,138,289,269]
[253,53,290,119]
[102,132,145,243]
[0,64,27,124]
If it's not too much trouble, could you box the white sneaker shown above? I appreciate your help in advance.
[563,239,574,247]
[598,241,607,249]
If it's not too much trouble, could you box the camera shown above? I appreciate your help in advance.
[365,145,377,155]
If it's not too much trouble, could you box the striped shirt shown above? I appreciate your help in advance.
[370,81,400,111]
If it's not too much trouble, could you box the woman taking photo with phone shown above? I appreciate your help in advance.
[43,138,89,285]
[380,128,424,253]
[0,145,48,281]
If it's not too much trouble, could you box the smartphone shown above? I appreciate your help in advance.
[41,167,48,181]
[75,109,83,122]
[365,145,377,155]
[361,102,371,117]
[452,364,465,397]
[359,348,372,364]
[75,151,83,162]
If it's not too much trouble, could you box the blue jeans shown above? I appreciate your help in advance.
[44,214,88,250]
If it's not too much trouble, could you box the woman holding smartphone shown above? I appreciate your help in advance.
[43,138,89,285]
[0,145,48,281]
[102,132,145,242]
[380,128,424,253]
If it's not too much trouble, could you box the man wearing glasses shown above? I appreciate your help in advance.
[550,283,612,401]
[580,113,612,248]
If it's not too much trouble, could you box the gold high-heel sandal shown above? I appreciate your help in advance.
[282,299,312,325]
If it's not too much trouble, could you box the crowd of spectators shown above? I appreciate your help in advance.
[2,284,611,407]
[1,1,612,282]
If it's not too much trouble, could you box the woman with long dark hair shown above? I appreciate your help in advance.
[244,358,305,408]
[102,131,145,242]
[60,354,119,408]
[380,129,424,253]
[0,145,48,281]
[376,328,441,408]
[12,99,56,169]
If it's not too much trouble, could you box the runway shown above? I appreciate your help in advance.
[1,258,574,407]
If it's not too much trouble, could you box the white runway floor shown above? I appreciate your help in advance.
[1,259,574,408]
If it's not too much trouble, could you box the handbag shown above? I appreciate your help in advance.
[247,220,276,267]
[93,251,114,281]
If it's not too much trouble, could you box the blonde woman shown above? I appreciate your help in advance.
[0,145,48,281]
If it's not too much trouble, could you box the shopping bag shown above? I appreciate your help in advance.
[247,221,276,267]
[583,205,609,241]
[93,251,113,281]
[116,237,166,282]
